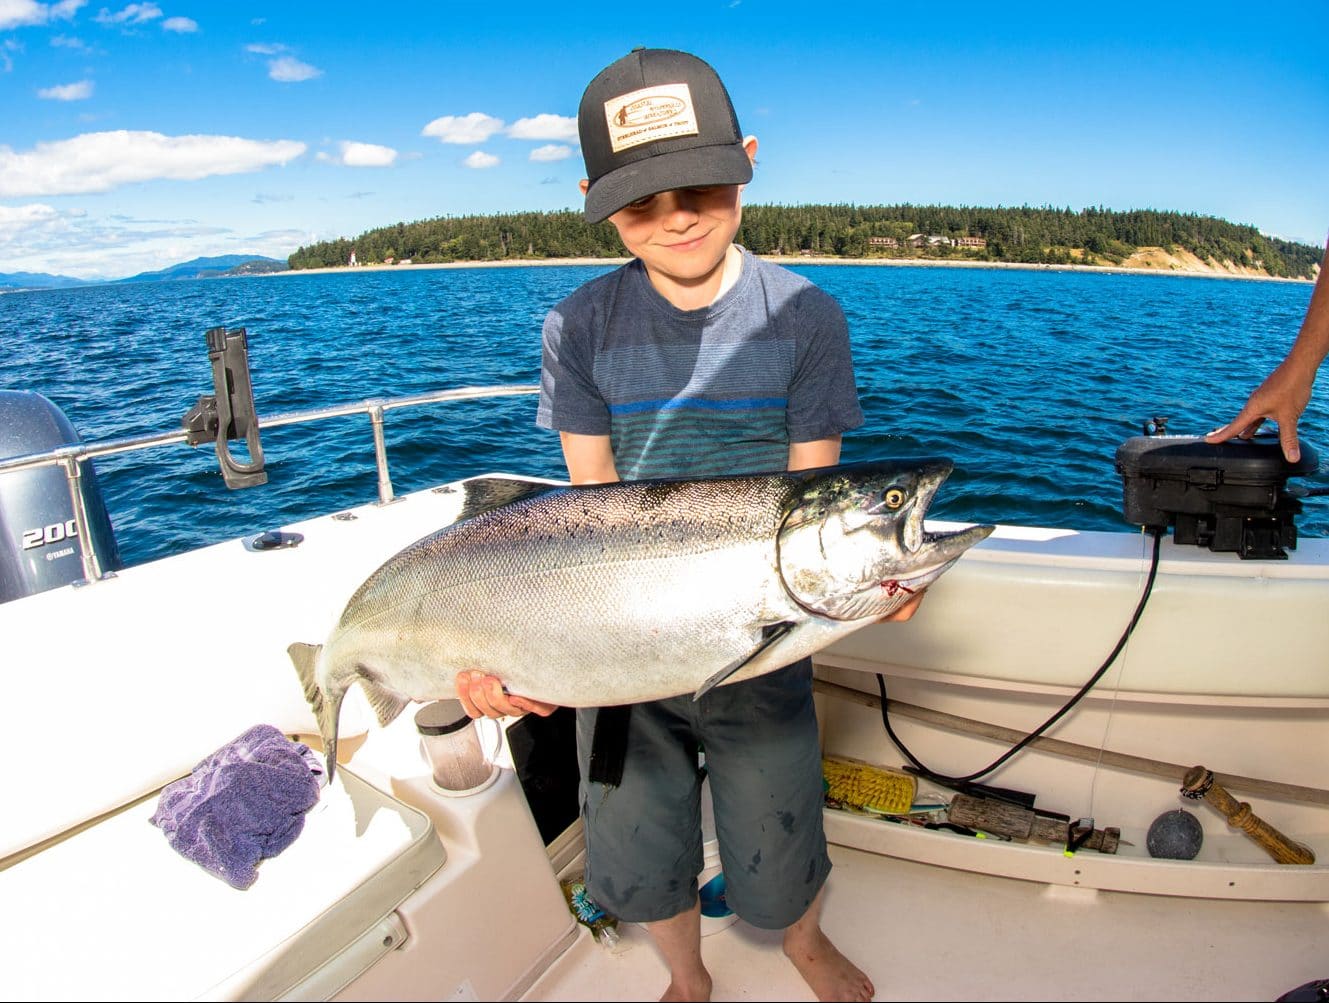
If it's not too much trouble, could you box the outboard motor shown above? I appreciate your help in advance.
[0,391,121,603]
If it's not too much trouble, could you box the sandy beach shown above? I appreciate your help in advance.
[276,250,1315,283]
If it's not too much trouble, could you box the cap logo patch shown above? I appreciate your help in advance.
[604,83,699,154]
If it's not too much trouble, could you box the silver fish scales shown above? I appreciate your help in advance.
[291,459,992,779]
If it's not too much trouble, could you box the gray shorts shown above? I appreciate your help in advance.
[576,659,831,929]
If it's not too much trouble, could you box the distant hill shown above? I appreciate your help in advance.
[0,255,288,292]
[117,255,288,283]
[0,271,88,291]
[224,258,289,276]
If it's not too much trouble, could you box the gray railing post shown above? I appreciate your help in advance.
[368,402,395,505]
[60,452,106,585]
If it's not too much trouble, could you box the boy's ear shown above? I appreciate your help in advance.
[579,179,591,197]
[743,136,758,166]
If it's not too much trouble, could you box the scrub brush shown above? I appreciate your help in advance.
[822,756,918,815]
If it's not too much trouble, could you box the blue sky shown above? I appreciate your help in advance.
[2,0,1326,279]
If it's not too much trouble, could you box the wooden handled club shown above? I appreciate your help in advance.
[1181,766,1315,865]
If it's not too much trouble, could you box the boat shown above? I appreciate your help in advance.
[1,326,1325,1002]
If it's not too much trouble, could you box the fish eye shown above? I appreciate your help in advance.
[883,488,906,510]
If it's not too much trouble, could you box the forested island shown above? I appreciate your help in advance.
[287,204,1323,280]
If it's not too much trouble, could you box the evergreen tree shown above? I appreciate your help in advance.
[286,205,1323,279]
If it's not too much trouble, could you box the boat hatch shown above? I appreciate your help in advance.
[0,767,446,1001]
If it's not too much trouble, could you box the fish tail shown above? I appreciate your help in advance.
[288,641,342,783]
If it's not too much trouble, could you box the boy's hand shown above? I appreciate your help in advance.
[455,670,558,719]
[880,589,926,623]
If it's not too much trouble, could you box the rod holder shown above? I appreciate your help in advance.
[181,327,267,489]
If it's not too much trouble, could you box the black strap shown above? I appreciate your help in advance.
[587,705,632,788]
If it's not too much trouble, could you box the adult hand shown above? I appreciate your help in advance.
[1204,358,1316,462]
[455,670,558,719]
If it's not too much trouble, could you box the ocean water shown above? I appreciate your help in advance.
[1,263,1323,568]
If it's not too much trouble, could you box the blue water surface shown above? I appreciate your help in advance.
[1,263,1323,567]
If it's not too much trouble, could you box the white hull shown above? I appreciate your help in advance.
[1,476,1326,1001]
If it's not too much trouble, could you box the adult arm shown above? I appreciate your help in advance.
[1205,241,1329,462]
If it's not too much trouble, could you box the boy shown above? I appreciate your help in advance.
[458,47,917,1002]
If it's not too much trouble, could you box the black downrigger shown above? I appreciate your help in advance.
[1115,416,1325,559]
[879,416,1327,819]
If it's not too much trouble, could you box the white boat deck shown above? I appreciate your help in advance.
[523,840,1329,1002]
[4,473,1327,1002]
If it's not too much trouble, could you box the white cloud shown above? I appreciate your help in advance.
[0,202,59,236]
[507,114,578,141]
[422,112,504,144]
[161,15,196,32]
[0,199,316,279]
[246,43,321,83]
[529,144,571,163]
[463,150,499,169]
[268,55,320,82]
[50,33,93,51]
[0,0,47,28]
[0,130,306,197]
[1,0,83,29]
[94,3,161,25]
[37,78,92,99]
[316,140,397,167]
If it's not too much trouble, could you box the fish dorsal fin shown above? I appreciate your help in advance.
[693,622,796,701]
[356,671,413,728]
[441,475,560,524]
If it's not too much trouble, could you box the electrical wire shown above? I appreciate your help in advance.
[877,526,1164,786]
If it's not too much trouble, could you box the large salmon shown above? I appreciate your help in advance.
[290,460,992,779]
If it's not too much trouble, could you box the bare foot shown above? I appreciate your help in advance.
[659,969,713,1002]
[645,903,712,1002]
[783,925,874,1002]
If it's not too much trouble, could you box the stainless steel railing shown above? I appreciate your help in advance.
[0,383,540,586]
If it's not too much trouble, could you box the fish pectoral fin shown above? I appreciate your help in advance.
[356,671,413,728]
[693,621,796,701]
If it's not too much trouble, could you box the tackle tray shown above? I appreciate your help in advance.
[1114,431,1320,559]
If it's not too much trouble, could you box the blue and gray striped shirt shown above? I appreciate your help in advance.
[536,248,863,480]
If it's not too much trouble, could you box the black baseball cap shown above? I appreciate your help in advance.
[578,48,752,224]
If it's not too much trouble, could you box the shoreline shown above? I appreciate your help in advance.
[3,253,1313,294]
[274,254,1315,283]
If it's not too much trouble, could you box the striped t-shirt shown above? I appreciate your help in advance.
[536,248,863,480]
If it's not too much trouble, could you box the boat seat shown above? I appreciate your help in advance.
[0,766,447,1001]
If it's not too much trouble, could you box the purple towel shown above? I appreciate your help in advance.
[150,724,324,890]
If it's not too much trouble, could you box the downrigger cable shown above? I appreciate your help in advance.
[877,526,1163,787]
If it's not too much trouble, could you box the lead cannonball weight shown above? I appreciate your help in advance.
[1147,808,1204,859]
